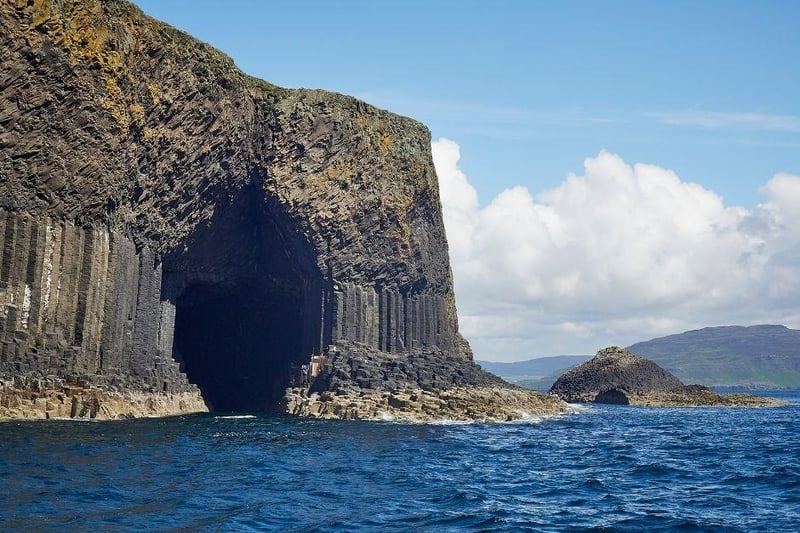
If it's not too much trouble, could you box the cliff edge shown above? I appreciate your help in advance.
[0,0,564,420]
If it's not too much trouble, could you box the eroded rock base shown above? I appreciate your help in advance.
[313,341,504,392]
[0,377,207,420]
[624,385,786,408]
[284,386,572,422]
[281,341,574,422]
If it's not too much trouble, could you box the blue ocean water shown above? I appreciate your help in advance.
[1,392,799,532]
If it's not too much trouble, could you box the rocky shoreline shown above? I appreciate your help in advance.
[284,385,573,422]
[0,378,207,420]
[280,342,574,422]
[624,385,786,408]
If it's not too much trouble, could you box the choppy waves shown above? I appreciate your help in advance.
[1,393,798,532]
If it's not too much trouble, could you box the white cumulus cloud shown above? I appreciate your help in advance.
[432,138,800,361]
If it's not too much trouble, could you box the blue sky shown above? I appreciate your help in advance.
[132,1,800,359]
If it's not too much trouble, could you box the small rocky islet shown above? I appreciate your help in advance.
[548,346,785,408]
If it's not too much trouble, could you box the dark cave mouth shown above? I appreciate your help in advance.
[172,283,305,412]
[163,186,327,413]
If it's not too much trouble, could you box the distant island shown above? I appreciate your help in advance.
[548,346,784,407]
[479,324,800,391]
[629,325,800,389]
[478,356,591,391]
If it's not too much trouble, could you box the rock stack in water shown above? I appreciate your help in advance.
[549,346,784,407]
[549,346,683,403]
[0,0,568,420]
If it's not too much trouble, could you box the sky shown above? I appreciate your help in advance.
[133,1,800,361]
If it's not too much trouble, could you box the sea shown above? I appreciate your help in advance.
[1,391,798,532]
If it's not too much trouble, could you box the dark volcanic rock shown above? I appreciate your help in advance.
[549,346,784,407]
[311,341,506,396]
[549,346,683,403]
[593,388,630,405]
[629,384,784,408]
[0,0,506,417]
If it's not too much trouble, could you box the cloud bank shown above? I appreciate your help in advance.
[432,138,800,361]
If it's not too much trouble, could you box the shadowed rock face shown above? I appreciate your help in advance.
[593,388,630,405]
[163,187,324,411]
[0,0,480,413]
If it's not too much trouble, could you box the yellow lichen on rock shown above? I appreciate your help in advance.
[11,0,138,133]
[378,132,393,155]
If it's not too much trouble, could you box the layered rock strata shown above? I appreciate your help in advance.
[549,346,784,407]
[285,386,571,423]
[0,0,542,419]
[1,375,206,420]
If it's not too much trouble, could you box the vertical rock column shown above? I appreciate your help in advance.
[337,282,379,348]
[378,287,406,353]
[130,247,162,375]
[0,209,191,391]
[0,212,108,371]
[99,232,140,373]
[330,281,451,354]
[157,300,176,360]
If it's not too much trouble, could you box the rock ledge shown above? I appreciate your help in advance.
[1,377,207,420]
[285,386,572,422]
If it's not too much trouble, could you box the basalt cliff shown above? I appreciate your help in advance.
[0,0,568,421]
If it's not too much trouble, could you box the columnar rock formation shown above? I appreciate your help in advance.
[1,211,195,389]
[0,0,509,418]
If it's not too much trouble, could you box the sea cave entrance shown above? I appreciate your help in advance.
[162,187,326,412]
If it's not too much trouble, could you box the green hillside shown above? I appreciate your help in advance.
[629,325,800,389]
[477,356,590,391]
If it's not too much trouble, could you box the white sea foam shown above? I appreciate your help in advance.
[428,418,476,426]
[214,415,256,420]
[567,403,591,412]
